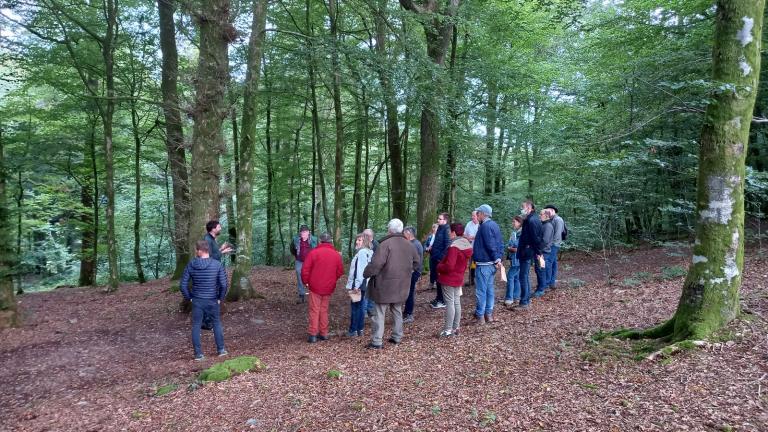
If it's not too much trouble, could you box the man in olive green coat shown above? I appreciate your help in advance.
[363,218,420,349]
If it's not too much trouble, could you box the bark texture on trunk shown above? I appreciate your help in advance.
[229,0,268,301]
[189,0,232,253]
[399,0,461,239]
[673,0,765,340]
[158,0,191,280]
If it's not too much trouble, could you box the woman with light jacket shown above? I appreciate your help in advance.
[346,233,373,337]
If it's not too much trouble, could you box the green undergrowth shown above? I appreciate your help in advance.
[198,356,266,383]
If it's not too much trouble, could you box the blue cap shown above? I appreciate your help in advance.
[474,204,492,216]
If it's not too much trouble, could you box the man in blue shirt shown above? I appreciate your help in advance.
[472,204,504,323]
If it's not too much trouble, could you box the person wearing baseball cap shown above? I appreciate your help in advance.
[290,224,318,303]
[471,204,504,323]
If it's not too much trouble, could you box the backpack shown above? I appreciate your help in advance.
[561,222,568,242]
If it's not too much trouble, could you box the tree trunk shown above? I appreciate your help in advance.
[620,0,765,342]
[158,0,191,280]
[102,0,119,292]
[375,0,404,220]
[399,0,461,238]
[229,0,268,301]
[327,0,345,249]
[130,96,146,284]
[265,72,275,266]
[0,124,18,328]
[188,0,232,254]
[483,82,498,196]
[79,115,99,286]
[672,0,764,340]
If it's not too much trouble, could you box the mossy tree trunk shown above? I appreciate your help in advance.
[229,0,268,301]
[188,0,232,254]
[624,0,765,342]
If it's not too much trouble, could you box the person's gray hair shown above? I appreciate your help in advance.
[319,232,333,243]
[403,226,416,238]
[387,218,404,234]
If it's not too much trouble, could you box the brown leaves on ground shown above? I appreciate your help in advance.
[1,245,767,431]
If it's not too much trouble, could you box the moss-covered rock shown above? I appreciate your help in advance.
[198,356,265,383]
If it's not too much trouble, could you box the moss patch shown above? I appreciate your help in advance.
[198,356,266,383]
[154,383,178,397]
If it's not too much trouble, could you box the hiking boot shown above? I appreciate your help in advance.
[307,335,318,343]
[485,313,494,323]
[217,350,229,357]
[474,314,485,325]
[387,337,400,345]
[452,327,461,336]
[403,314,414,324]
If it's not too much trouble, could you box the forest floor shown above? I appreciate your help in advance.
[1,244,767,431]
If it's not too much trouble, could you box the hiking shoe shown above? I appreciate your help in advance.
[439,329,453,338]
[217,350,228,357]
[357,330,364,337]
[452,327,461,336]
[346,330,359,337]
[532,291,545,298]
[430,300,446,309]
[317,335,329,341]
[307,335,318,343]
[366,343,382,350]
[503,299,514,306]
[387,337,400,345]
[403,314,414,324]
[194,354,205,361]
[514,304,530,312]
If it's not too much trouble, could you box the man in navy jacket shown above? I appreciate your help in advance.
[515,200,544,309]
[181,240,229,360]
[429,213,451,309]
[472,204,504,323]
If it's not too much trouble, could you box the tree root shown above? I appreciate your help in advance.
[611,317,675,340]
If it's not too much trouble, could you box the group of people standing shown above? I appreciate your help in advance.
[179,200,566,358]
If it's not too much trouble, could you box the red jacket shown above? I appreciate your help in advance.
[437,237,473,287]
[301,243,344,296]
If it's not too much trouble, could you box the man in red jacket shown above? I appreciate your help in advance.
[301,233,344,343]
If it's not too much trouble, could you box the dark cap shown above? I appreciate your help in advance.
[543,204,558,213]
[299,224,310,232]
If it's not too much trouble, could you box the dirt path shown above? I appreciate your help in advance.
[1,246,766,431]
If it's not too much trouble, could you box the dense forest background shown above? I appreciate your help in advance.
[1,0,767,292]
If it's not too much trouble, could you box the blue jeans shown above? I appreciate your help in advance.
[505,265,521,301]
[550,245,560,287]
[191,298,225,356]
[533,257,547,295]
[544,248,557,288]
[519,259,532,306]
[295,261,306,297]
[474,264,496,317]
[404,271,420,316]
[365,290,376,315]
[349,290,366,333]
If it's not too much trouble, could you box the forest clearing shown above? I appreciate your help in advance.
[2,246,767,431]
[2,1,768,430]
